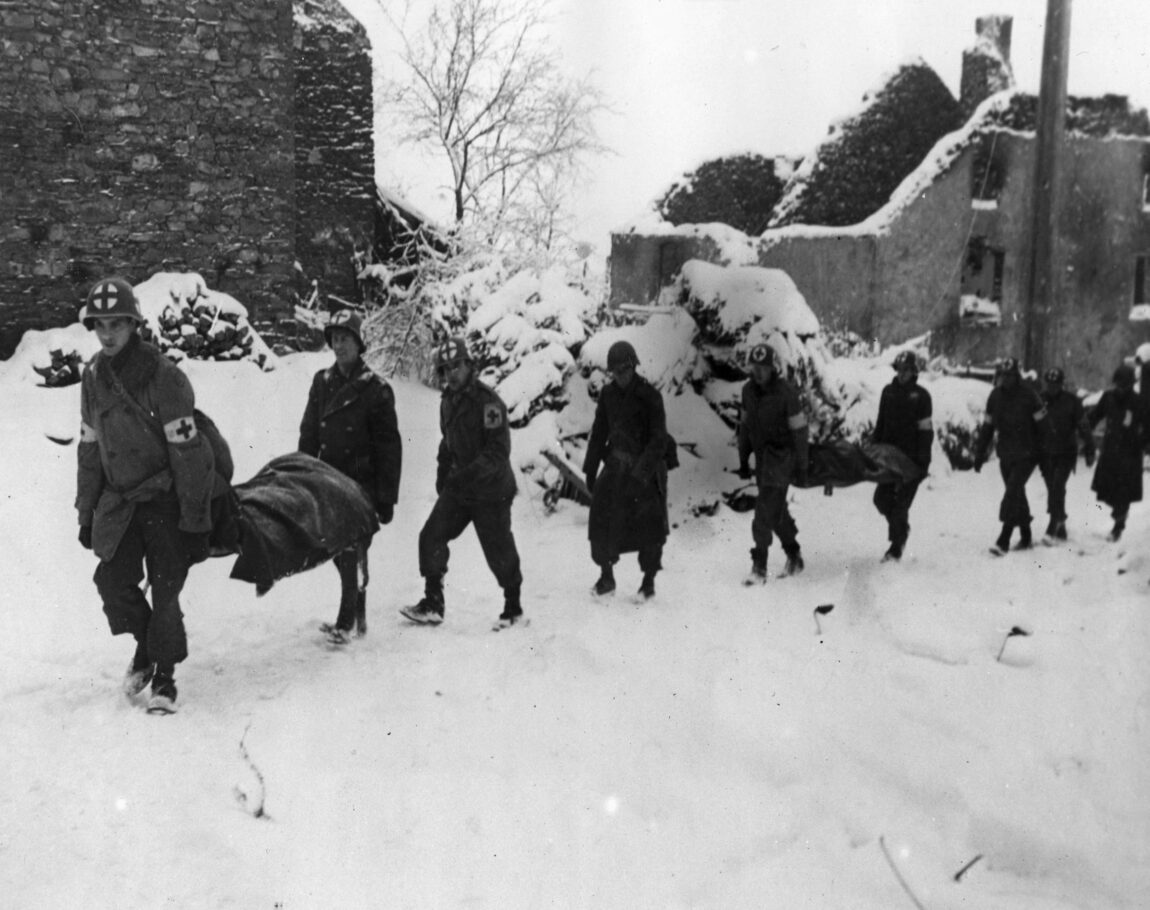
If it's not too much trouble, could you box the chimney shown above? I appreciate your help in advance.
[960,15,1015,119]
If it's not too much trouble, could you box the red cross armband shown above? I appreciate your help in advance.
[164,415,199,444]
[483,403,504,429]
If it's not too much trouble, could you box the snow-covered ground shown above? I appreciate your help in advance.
[2,346,1148,909]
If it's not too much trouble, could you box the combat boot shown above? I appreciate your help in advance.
[637,572,656,601]
[779,548,804,578]
[990,523,1013,556]
[742,548,767,586]
[122,638,154,698]
[400,576,445,625]
[495,584,524,629]
[592,564,616,597]
[147,665,178,715]
[1014,523,1033,551]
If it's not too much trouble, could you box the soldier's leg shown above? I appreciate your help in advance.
[94,514,151,642]
[138,501,190,669]
[751,484,785,548]
[471,498,523,592]
[1050,456,1072,524]
[418,494,472,583]
[775,490,801,557]
[887,483,915,547]
[874,483,896,541]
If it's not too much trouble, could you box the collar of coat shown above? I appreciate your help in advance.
[321,358,374,409]
[323,357,370,388]
[95,335,160,397]
[443,373,486,404]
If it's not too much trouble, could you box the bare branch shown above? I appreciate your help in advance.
[378,0,611,258]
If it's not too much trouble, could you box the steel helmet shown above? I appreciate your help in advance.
[82,277,142,329]
[748,344,775,368]
[1113,363,1136,389]
[436,336,472,372]
[995,356,1021,377]
[606,340,639,371]
[892,351,919,373]
[324,308,366,352]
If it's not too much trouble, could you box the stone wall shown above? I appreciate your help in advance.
[0,0,374,357]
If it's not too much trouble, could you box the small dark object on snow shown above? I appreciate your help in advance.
[813,603,834,635]
[995,625,1031,662]
[953,853,983,882]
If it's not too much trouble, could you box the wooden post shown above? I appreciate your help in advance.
[1023,0,1073,374]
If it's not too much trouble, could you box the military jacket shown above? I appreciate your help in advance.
[737,374,809,486]
[299,359,402,509]
[76,336,215,561]
[437,376,517,502]
[873,378,933,467]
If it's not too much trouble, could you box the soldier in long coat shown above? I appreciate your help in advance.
[582,340,669,601]
[299,309,402,643]
[1087,363,1150,541]
[76,277,215,715]
[973,357,1047,554]
[401,337,524,629]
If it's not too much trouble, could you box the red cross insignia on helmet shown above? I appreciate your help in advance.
[83,277,143,328]
[748,344,774,366]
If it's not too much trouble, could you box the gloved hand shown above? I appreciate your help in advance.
[78,525,92,550]
[584,471,596,494]
[181,530,211,565]
[736,462,753,480]
[376,503,394,525]
[1084,447,1096,468]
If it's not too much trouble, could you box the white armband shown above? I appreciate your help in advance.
[164,416,199,444]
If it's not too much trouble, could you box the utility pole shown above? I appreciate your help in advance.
[1023,0,1072,374]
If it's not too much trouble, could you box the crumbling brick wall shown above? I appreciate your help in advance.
[0,0,374,356]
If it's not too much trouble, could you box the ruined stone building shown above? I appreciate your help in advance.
[0,0,375,356]
[610,16,1150,390]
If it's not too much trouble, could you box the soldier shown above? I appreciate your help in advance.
[582,340,670,601]
[1036,367,1095,541]
[1087,363,1150,541]
[401,337,524,630]
[972,357,1047,555]
[298,309,402,644]
[76,277,215,715]
[736,343,808,584]
[871,350,933,561]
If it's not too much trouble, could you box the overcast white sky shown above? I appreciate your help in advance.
[341,0,1150,250]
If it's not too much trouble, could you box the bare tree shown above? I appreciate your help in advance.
[377,0,609,256]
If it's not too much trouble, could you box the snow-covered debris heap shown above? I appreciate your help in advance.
[657,260,851,441]
[132,272,275,370]
[431,266,602,426]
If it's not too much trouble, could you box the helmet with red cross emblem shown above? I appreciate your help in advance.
[81,277,143,329]
[436,336,472,373]
[324,308,366,352]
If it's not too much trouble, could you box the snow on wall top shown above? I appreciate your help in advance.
[295,0,362,33]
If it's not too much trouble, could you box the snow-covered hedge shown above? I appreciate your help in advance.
[359,253,993,509]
